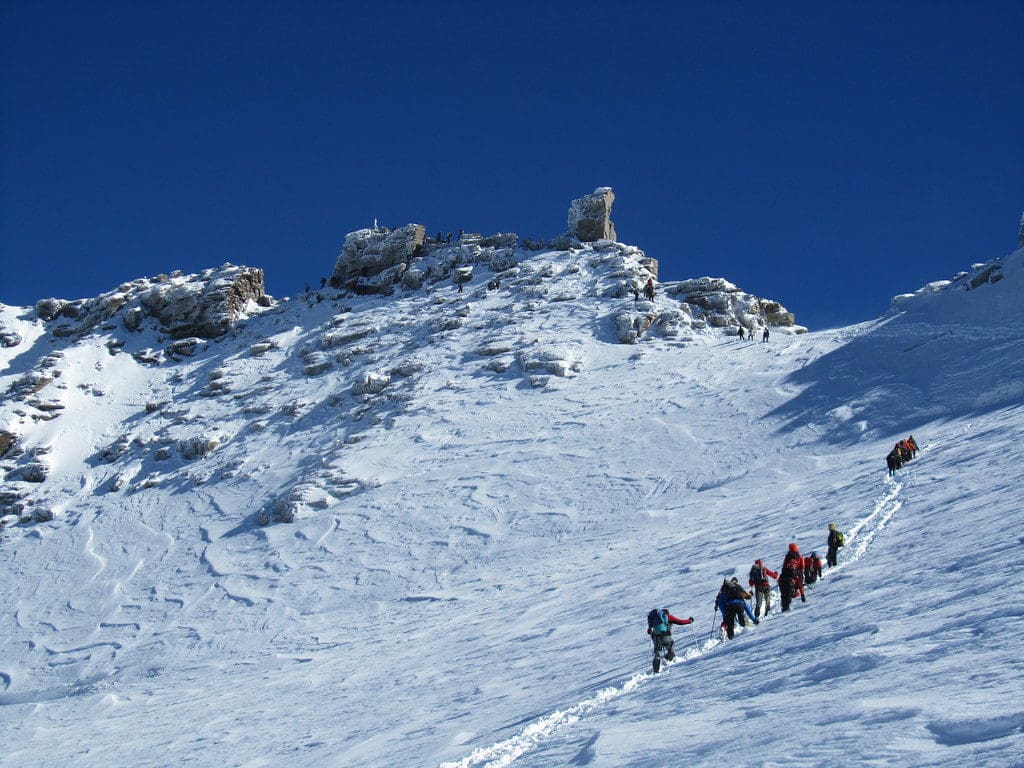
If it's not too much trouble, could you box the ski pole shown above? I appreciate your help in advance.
[709,606,718,640]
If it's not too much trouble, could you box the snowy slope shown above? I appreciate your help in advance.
[1,243,1022,768]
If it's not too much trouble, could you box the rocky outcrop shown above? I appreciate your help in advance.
[663,277,802,332]
[0,327,22,347]
[331,224,426,287]
[140,265,266,339]
[569,187,616,242]
[178,436,221,460]
[32,265,267,341]
[0,431,18,459]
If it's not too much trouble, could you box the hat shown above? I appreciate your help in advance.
[828,523,836,530]
[755,559,763,565]
[788,542,799,553]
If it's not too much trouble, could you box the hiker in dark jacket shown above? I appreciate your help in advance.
[886,450,899,476]
[907,435,919,458]
[762,327,770,342]
[826,523,845,567]
[647,608,694,673]
[643,278,655,301]
[779,543,806,611]
[804,552,823,585]
[748,559,779,618]
[715,578,759,639]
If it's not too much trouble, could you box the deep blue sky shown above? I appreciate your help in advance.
[2,1,1022,328]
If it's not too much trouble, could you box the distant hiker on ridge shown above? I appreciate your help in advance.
[748,559,778,618]
[715,577,758,639]
[826,523,845,567]
[762,327,770,343]
[644,278,655,301]
[647,608,694,673]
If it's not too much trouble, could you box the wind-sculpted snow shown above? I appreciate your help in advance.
[1,240,1023,767]
[439,474,906,768]
[771,247,1024,444]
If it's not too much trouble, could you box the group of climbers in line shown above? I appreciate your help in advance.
[886,435,918,476]
[646,523,847,673]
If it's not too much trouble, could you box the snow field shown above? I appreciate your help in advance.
[1,245,1023,767]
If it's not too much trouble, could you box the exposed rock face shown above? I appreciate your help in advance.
[332,225,426,286]
[0,431,18,459]
[568,187,616,242]
[0,328,23,347]
[140,265,265,339]
[178,436,221,460]
[663,277,802,332]
[32,265,266,341]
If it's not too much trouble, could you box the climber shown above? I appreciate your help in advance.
[779,543,805,611]
[907,435,919,458]
[804,552,823,585]
[886,450,899,476]
[748,559,779,618]
[647,608,694,673]
[644,278,655,301]
[762,327,770,342]
[826,523,845,567]
[715,577,758,639]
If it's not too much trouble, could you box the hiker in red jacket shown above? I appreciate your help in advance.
[779,543,806,612]
[748,559,779,618]
[646,608,694,673]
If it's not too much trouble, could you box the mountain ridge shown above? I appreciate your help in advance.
[1,201,1022,768]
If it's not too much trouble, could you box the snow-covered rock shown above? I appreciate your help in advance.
[331,224,426,287]
[32,265,266,340]
[352,371,391,395]
[140,265,265,339]
[568,187,617,242]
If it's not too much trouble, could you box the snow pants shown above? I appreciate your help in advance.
[651,633,675,673]
[721,605,744,639]
[780,580,804,611]
[826,545,839,567]
[754,586,771,617]
[721,601,756,638]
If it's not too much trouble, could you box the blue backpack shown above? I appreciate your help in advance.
[647,608,670,635]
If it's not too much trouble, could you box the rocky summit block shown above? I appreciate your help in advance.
[569,187,617,243]
[332,224,426,285]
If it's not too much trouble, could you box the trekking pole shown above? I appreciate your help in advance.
[709,606,718,640]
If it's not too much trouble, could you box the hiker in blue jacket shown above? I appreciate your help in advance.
[646,608,694,673]
[715,578,759,639]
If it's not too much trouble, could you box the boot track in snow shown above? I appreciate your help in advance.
[438,461,916,768]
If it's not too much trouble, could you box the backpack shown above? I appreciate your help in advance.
[726,581,747,601]
[749,563,765,586]
[836,531,846,547]
[647,608,670,635]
